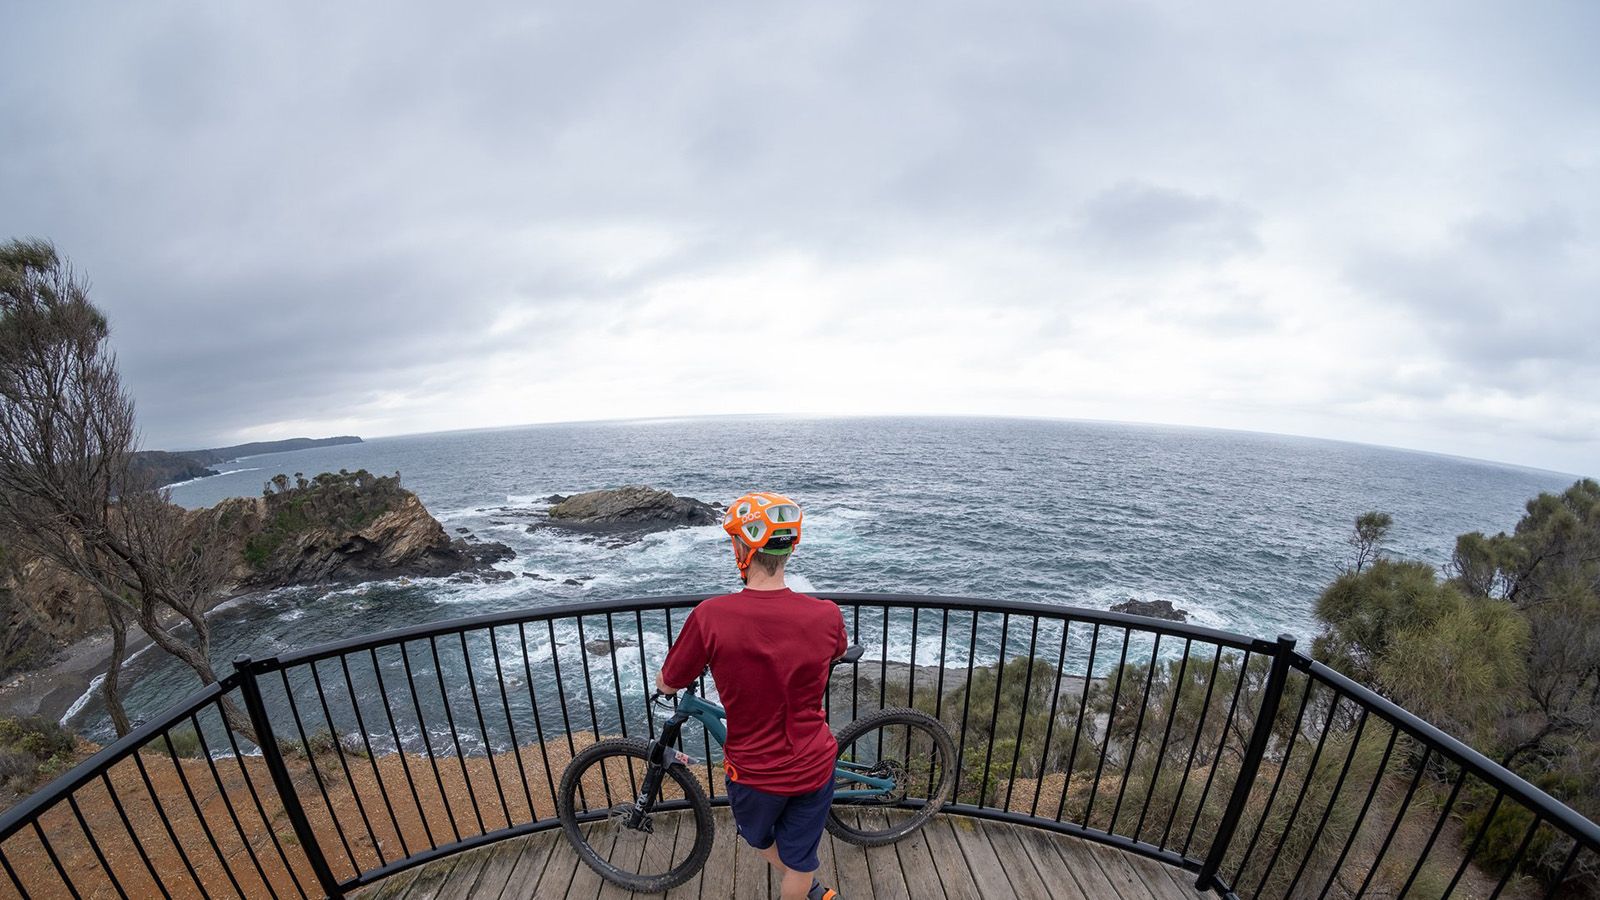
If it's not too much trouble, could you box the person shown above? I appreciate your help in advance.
[656,492,846,900]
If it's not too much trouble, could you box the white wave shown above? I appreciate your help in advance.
[162,466,263,489]
[60,673,107,727]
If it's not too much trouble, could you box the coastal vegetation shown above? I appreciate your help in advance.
[0,240,502,739]
[1317,480,1600,891]
[0,716,77,808]
[243,469,408,568]
[886,479,1600,896]
[0,237,243,736]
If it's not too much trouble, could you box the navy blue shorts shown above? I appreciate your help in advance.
[725,777,835,872]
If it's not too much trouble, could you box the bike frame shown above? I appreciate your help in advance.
[653,685,897,801]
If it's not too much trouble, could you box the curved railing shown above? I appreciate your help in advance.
[1,593,1596,899]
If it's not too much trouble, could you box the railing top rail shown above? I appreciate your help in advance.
[265,590,1271,670]
[1301,655,1600,852]
[0,674,238,846]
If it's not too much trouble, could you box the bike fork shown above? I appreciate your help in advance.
[625,714,686,830]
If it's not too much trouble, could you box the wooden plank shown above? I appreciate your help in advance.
[364,814,1213,900]
[854,811,911,900]
[362,864,421,900]
[977,820,1054,900]
[694,811,737,900]
[450,840,523,900]
[829,816,874,898]
[733,817,769,900]
[944,817,1012,900]
[813,825,841,895]
[919,817,982,900]
[889,812,949,900]
[432,844,494,900]
[494,831,558,900]
[1043,835,1122,898]
[596,821,651,900]
[566,822,620,899]
[393,852,462,900]
[1160,863,1207,899]
[626,809,683,896]
[1085,840,1156,899]
[1117,849,1201,900]
[1009,827,1088,900]
[533,824,586,897]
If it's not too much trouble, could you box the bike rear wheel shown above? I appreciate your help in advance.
[826,707,957,846]
[557,737,715,892]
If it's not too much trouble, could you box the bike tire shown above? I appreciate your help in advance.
[557,737,715,892]
[826,707,957,847]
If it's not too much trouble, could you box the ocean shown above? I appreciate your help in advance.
[66,416,1576,740]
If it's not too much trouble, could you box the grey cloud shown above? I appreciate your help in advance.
[1347,207,1599,371]
[1,1,1597,471]
[1078,182,1263,262]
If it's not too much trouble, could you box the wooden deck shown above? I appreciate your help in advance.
[357,810,1209,899]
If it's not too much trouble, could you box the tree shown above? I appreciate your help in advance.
[1313,557,1527,747]
[1347,511,1392,574]
[0,239,243,738]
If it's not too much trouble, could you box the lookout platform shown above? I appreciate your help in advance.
[358,810,1206,899]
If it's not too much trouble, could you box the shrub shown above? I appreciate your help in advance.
[0,715,75,761]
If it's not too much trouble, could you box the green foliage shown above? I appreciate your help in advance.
[0,715,75,760]
[1221,723,1398,897]
[1315,482,1600,896]
[1350,511,1393,573]
[936,655,1083,799]
[0,715,77,793]
[243,468,405,569]
[151,726,204,758]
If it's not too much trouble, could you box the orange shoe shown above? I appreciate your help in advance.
[807,878,839,900]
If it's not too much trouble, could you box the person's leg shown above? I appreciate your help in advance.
[770,779,838,899]
[755,843,824,900]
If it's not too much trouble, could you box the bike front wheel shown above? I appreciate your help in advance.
[826,707,957,847]
[557,737,715,892]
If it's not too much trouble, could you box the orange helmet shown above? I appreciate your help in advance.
[722,492,803,577]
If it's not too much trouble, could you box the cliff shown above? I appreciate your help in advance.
[130,435,363,487]
[203,475,510,586]
[0,469,509,677]
[0,554,108,677]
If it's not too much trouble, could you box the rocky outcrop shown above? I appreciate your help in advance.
[543,486,720,534]
[1110,598,1189,622]
[3,471,512,677]
[194,475,513,588]
[131,436,363,488]
[0,557,108,677]
[128,451,218,487]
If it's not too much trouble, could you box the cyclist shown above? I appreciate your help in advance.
[657,491,847,900]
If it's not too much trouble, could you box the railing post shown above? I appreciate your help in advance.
[235,655,345,899]
[1195,634,1297,892]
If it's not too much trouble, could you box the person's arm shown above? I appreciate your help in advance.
[833,608,848,661]
[657,609,710,695]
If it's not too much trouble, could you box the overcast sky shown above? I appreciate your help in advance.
[2,2,1596,475]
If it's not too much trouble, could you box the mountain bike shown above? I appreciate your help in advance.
[556,646,958,893]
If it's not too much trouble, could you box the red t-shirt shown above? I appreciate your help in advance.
[660,587,848,795]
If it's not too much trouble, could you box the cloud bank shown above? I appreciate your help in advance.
[2,1,1595,474]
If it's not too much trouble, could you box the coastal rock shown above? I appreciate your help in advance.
[584,637,637,656]
[1110,598,1189,623]
[192,475,515,588]
[542,486,720,539]
[1,557,109,677]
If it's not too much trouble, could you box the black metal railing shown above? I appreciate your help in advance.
[1,593,1596,899]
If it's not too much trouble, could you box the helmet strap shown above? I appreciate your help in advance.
[732,538,754,582]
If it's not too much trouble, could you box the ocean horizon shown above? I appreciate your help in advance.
[64,415,1578,739]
